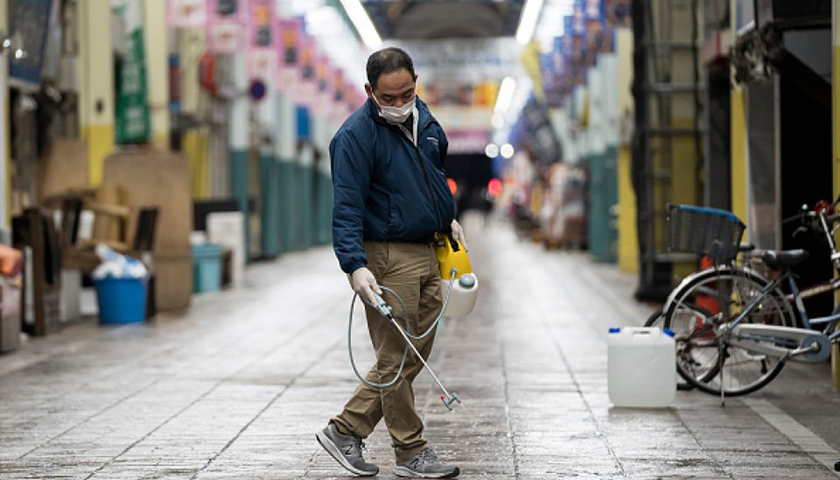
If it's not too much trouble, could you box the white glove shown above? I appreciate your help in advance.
[450,219,468,251]
[350,266,382,306]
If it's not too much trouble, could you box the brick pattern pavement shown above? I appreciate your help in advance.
[0,215,838,479]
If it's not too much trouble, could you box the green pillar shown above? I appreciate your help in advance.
[277,92,298,252]
[588,147,619,263]
[299,143,314,248]
[229,54,250,261]
[260,148,281,257]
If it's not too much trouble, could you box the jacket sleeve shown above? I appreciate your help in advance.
[330,128,374,274]
[439,128,449,168]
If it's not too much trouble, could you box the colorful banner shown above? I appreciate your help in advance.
[276,17,303,93]
[248,0,276,80]
[605,0,632,27]
[206,0,247,53]
[314,51,331,116]
[167,0,206,28]
[297,36,318,107]
[248,0,275,50]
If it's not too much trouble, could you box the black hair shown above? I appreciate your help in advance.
[366,47,415,90]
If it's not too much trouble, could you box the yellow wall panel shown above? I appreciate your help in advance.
[617,146,638,272]
[730,88,747,230]
[81,125,114,187]
[78,0,114,185]
[144,0,170,147]
[183,130,209,199]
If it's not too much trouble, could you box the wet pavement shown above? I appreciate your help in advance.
[1,213,840,479]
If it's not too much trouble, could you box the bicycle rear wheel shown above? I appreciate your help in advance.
[664,268,794,396]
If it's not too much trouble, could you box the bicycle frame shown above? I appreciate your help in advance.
[703,206,840,344]
[785,275,840,343]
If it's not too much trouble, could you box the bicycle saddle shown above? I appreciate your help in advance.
[761,249,809,270]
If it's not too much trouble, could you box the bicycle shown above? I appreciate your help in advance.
[649,202,840,404]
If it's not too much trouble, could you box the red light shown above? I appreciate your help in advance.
[447,178,458,195]
[487,178,502,198]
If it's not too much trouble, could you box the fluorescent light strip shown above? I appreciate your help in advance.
[494,76,516,114]
[516,0,545,45]
[339,0,382,48]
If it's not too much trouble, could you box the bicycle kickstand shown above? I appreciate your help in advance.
[719,342,726,408]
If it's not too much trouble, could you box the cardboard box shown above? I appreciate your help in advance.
[102,151,191,256]
[37,139,89,204]
[103,151,192,310]
[154,255,192,311]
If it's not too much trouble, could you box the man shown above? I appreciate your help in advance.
[316,47,464,479]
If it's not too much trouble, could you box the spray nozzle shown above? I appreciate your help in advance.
[441,392,461,411]
[364,291,393,318]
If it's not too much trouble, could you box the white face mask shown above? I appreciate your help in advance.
[372,93,415,124]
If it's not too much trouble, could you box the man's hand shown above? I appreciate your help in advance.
[450,219,468,251]
[350,267,382,306]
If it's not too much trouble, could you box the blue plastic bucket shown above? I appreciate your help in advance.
[193,244,223,293]
[94,277,148,324]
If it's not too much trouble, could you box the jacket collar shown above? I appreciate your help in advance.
[366,96,435,129]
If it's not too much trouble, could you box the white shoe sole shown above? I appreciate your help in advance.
[394,465,460,478]
[316,430,378,477]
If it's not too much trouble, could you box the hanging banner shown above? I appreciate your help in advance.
[585,0,609,57]
[206,0,247,53]
[605,0,631,27]
[314,51,331,116]
[167,0,206,28]
[113,0,151,144]
[297,36,318,108]
[248,0,274,50]
[8,0,53,88]
[247,0,276,81]
[276,17,302,93]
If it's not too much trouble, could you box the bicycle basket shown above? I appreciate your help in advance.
[667,204,745,264]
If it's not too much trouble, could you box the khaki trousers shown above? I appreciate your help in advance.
[333,240,442,462]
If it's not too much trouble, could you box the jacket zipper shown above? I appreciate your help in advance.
[413,120,443,232]
[385,117,444,233]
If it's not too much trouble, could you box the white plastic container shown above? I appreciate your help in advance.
[607,326,676,408]
[207,212,245,287]
[439,273,478,319]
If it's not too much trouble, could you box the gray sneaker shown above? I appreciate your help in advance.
[395,448,459,478]
[316,423,379,476]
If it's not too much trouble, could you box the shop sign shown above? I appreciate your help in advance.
[114,0,151,144]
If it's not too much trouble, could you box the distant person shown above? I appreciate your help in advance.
[316,46,464,479]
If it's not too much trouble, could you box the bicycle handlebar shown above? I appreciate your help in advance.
[781,208,840,228]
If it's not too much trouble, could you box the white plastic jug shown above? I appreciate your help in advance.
[607,326,676,408]
[439,273,478,319]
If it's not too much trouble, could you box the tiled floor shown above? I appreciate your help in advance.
[1,213,839,479]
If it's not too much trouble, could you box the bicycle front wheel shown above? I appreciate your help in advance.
[664,268,794,396]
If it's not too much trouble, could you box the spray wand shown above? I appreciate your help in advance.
[364,291,462,411]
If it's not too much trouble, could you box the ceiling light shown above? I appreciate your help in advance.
[492,113,505,129]
[516,0,545,45]
[501,143,515,159]
[494,77,516,114]
[338,0,382,48]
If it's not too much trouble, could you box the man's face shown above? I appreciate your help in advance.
[366,69,418,108]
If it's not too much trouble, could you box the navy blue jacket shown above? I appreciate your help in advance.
[330,97,455,274]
